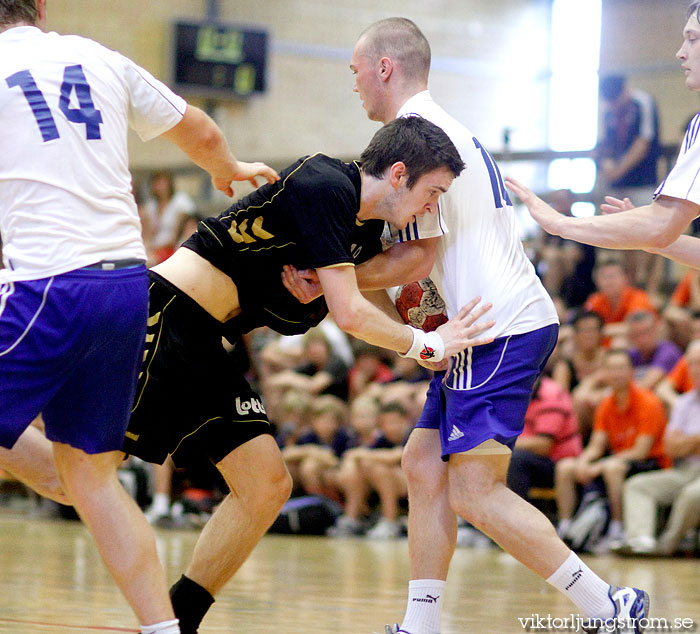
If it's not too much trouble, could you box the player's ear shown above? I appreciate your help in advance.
[388,162,407,189]
[35,0,47,26]
[379,56,394,82]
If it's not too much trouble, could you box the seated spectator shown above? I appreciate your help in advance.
[267,328,351,401]
[142,169,197,264]
[507,376,583,502]
[347,340,395,400]
[274,389,313,448]
[555,348,670,551]
[663,269,700,349]
[626,310,682,390]
[552,311,607,442]
[347,395,381,448]
[281,395,352,499]
[331,402,411,539]
[617,340,700,556]
[655,314,700,410]
[584,258,657,343]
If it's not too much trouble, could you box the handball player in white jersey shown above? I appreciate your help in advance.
[346,18,649,634]
[0,2,276,633]
[507,2,700,276]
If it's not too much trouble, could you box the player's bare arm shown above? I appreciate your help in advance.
[160,104,280,197]
[354,237,439,290]
[505,175,698,250]
[281,236,439,304]
[317,264,494,360]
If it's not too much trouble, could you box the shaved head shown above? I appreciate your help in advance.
[357,18,431,83]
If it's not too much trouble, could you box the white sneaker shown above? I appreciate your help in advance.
[144,504,170,524]
[628,535,657,554]
[380,625,439,634]
[583,586,650,633]
[327,514,363,537]
[366,518,402,540]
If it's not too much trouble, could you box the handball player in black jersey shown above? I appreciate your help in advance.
[1,116,495,634]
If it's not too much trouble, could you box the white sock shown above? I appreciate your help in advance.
[141,618,180,634]
[150,493,171,515]
[546,551,614,620]
[400,579,445,634]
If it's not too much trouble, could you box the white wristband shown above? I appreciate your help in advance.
[399,326,445,362]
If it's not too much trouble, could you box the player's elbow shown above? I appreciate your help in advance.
[330,309,361,335]
[328,302,363,336]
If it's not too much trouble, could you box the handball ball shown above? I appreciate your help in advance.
[395,278,448,332]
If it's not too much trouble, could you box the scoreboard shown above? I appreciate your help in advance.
[172,21,268,99]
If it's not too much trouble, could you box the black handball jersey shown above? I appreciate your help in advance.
[182,153,384,338]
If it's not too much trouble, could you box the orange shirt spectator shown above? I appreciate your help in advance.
[584,259,657,336]
[667,356,694,393]
[669,270,695,307]
[593,383,670,468]
[585,287,657,325]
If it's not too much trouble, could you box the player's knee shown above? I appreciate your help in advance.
[42,477,71,505]
[255,456,292,511]
[449,489,486,527]
[401,444,441,491]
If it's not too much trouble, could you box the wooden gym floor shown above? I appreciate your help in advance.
[0,510,697,634]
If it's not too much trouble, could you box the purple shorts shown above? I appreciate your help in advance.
[416,324,558,460]
[0,267,148,453]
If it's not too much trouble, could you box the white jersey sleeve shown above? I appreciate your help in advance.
[383,202,449,244]
[124,57,187,141]
[654,112,700,205]
[0,27,186,282]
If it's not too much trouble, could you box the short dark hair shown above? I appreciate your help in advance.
[0,0,37,26]
[573,310,603,330]
[379,401,408,419]
[360,115,464,189]
[688,1,700,22]
[625,309,655,325]
[593,257,625,275]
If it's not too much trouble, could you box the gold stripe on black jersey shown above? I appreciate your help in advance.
[131,294,175,414]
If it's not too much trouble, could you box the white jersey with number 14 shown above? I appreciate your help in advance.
[0,26,187,282]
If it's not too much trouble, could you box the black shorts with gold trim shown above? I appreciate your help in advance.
[122,271,272,467]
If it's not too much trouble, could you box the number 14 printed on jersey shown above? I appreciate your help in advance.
[6,63,103,142]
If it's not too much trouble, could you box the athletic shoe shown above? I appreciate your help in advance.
[583,586,650,633]
[366,518,402,540]
[612,536,658,557]
[381,625,414,634]
[327,514,364,537]
[379,626,440,634]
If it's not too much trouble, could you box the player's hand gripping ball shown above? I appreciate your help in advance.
[395,278,448,332]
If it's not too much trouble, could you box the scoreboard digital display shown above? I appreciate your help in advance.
[172,21,268,99]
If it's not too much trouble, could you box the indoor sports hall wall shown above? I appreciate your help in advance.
[45,0,698,198]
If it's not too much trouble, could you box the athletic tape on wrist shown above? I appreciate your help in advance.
[399,326,445,362]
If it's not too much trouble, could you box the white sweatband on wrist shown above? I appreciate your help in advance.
[399,326,445,362]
